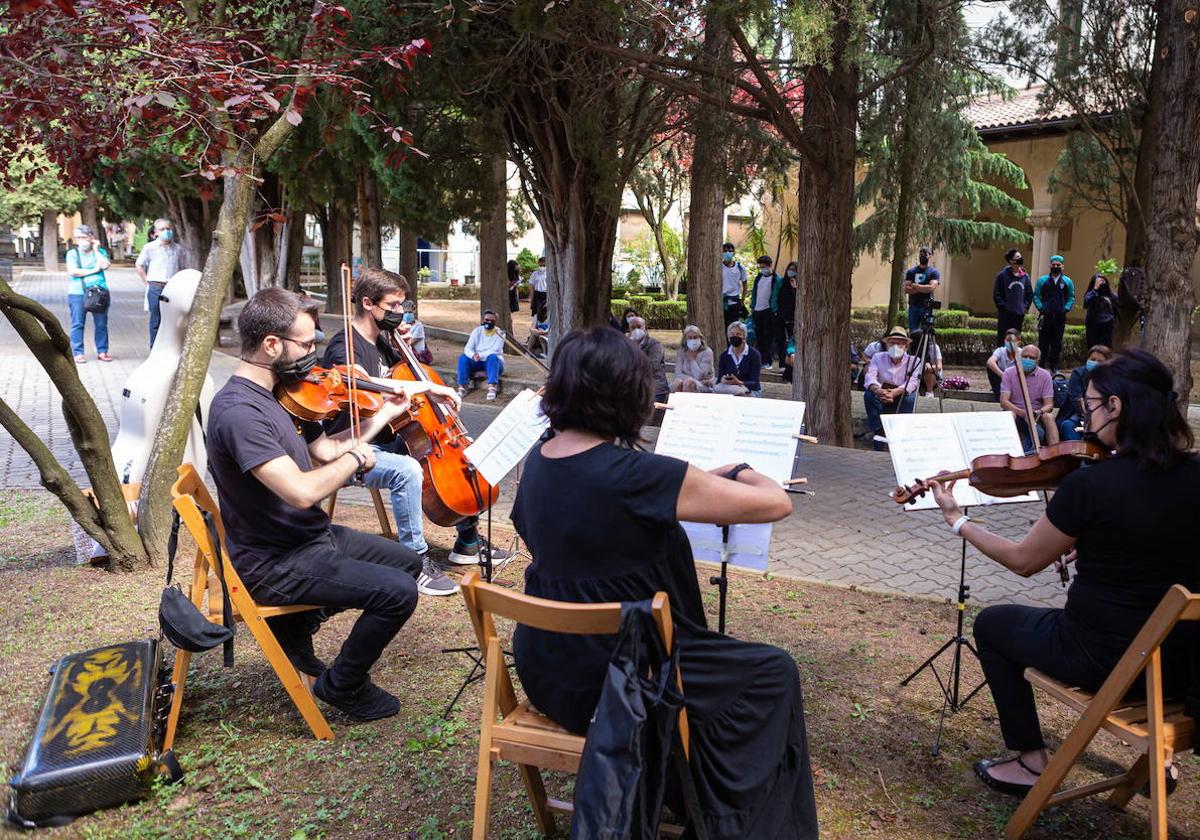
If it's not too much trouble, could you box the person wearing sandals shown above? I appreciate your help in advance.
[65,225,112,363]
[925,349,1199,797]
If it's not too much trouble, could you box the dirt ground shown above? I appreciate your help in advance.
[2,489,1198,839]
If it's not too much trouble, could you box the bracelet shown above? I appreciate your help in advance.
[346,450,365,469]
[950,515,970,535]
[724,462,753,481]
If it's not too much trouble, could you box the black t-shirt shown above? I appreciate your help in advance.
[1047,454,1200,646]
[320,326,402,441]
[206,375,329,583]
[510,441,703,711]
[905,264,940,307]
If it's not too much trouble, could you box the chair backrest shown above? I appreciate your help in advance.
[459,570,677,719]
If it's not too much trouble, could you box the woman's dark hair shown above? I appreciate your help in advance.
[1085,273,1115,296]
[621,307,638,333]
[536,304,548,321]
[1004,248,1021,262]
[541,327,654,447]
[1087,348,1193,469]
[506,260,519,283]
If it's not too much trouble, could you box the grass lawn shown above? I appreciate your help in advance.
[2,489,1197,839]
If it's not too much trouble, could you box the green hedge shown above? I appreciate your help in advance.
[851,323,1087,368]
[416,284,482,301]
[610,299,688,329]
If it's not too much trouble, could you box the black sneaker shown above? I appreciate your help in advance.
[447,537,514,568]
[267,616,327,678]
[313,672,400,720]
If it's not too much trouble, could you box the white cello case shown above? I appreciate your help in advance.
[87,269,214,562]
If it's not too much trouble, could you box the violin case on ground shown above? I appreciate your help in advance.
[6,639,181,828]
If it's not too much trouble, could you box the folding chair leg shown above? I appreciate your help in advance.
[1107,753,1150,810]
[235,602,334,741]
[325,489,338,520]
[163,649,192,752]
[1006,738,1094,839]
[369,488,394,539]
[518,763,556,836]
[1145,652,1169,840]
[473,641,502,840]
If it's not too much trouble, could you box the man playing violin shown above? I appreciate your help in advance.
[207,288,419,721]
[926,349,1199,797]
[322,268,512,597]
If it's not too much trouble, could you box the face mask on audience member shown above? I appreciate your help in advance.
[482,320,496,331]
[1085,359,1099,372]
[888,344,906,360]
[629,327,646,342]
[1021,358,1037,374]
[77,239,93,252]
[686,338,701,351]
[159,228,174,242]
[760,266,773,276]
[722,250,734,264]
[786,269,797,278]
[729,335,744,348]
[403,312,415,324]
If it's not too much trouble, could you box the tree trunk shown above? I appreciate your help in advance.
[793,58,858,447]
[357,164,383,269]
[886,98,917,330]
[80,193,99,232]
[322,196,354,315]
[651,221,676,301]
[0,278,147,570]
[138,114,298,566]
[541,185,620,350]
[479,154,512,331]
[41,209,57,272]
[281,207,306,292]
[1136,0,1200,401]
[399,229,419,306]
[686,16,732,354]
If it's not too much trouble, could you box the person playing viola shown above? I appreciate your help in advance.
[206,288,420,721]
[321,268,513,598]
[926,349,1199,797]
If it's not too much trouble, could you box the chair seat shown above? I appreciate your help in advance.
[206,574,319,622]
[492,700,586,774]
[1025,668,1196,750]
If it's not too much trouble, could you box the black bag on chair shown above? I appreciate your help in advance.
[571,601,694,840]
[158,510,234,664]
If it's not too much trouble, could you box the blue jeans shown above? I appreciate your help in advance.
[864,388,916,450]
[147,282,165,348]
[67,293,109,356]
[1058,417,1082,442]
[362,447,428,555]
[907,305,930,335]
[457,354,504,386]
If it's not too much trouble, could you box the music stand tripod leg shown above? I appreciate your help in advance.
[708,525,732,634]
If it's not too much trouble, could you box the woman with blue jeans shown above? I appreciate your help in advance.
[65,225,111,363]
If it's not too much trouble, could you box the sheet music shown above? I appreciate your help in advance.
[883,411,1039,510]
[653,394,727,470]
[681,522,773,572]
[463,389,549,485]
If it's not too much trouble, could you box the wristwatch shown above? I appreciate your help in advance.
[724,463,753,481]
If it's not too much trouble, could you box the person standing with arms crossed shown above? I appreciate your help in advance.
[904,245,940,334]
[993,248,1033,347]
[1033,255,1074,373]
[135,218,190,348]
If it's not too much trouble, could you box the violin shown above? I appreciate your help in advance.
[891,439,1109,505]
[275,365,412,429]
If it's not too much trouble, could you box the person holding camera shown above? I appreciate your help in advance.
[65,225,112,363]
[904,246,941,334]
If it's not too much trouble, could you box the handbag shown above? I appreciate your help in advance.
[83,283,110,313]
[158,509,235,664]
[571,601,704,840]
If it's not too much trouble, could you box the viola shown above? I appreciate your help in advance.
[275,365,407,425]
[385,333,498,526]
[891,439,1109,505]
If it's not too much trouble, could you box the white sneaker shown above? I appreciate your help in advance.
[486,386,497,401]
[456,386,467,398]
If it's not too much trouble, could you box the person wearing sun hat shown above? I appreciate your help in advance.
[862,326,920,449]
[1033,254,1075,373]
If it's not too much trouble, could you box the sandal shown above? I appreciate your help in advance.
[1139,763,1180,798]
[74,355,87,364]
[97,353,113,362]
[975,755,1042,797]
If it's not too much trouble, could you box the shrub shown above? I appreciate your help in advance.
[515,248,538,280]
[933,309,969,329]
[416,284,481,301]
[949,302,973,314]
[628,294,654,311]
[643,300,688,330]
[610,299,630,316]
[967,316,997,331]
[851,306,886,324]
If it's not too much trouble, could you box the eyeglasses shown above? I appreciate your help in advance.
[1078,396,1106,412]
[273,335,317,353]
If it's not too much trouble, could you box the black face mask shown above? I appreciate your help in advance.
[272,350,319,385]
[1050,267,1062,276]
[1080,400,1116,445]
[376,308,405,332]
[918,255,929,265]
[729,336,744,347]
[1013,258,1024,267]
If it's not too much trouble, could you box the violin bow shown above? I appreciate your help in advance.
[341,263,364,479]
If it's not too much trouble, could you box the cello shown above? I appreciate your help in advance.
[385,325,499,526]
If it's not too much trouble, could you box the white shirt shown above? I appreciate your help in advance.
[464,325,505,359]
[135,238,189,283]
[754,272,774,311]
[529,267,547,292]
[405,320,427,353]
[721,262,746,297]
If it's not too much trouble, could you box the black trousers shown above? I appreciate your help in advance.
[996,310,1025,346]
[508,287,519,313]
[245,525,420,690]
[752,309,774,366]
[774,316,793,372]
[1086,321,1113,350]
[531,290,547,315]
[1039,312,1066,370]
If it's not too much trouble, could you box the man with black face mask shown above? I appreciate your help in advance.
[206,287,420,722]
[993,248,1033,346]
[1033,255,1075,373]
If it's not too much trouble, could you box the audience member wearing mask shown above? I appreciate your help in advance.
[863,326,920,449]
[721,242,747,327]
[776,261,798,370]
[396,300,432,364]
[1033,255,1075,373]
[1083,274,1117,349]
[620,307,639,335]
[750,255,783,369]
[136,217,191,348]
[904,245,941,334]
[1056,345,1112,441]
[671,325,716,393]
[627,316,669,405]
[1000,344,1059,449]
[715,321,762,397]
[986,328,1024,397]
[992,248,1033,347]
[527,304,550,359]
[65,224,112,363]
[456,309,505,401]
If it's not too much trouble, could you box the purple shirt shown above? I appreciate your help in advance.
[1000,365,1053,412]
[863,352,920,394]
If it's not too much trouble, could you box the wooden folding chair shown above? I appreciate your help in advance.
[460,569,690,839]
[1006,584,1199,840]
[325,486,393,539]
[164,463,334,749]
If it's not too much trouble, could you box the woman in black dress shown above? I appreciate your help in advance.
[510,327,818,840]
[928,349,1198,795]
[1082,273,1117,348]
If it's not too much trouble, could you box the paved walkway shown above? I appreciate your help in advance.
[2,269,1065,609]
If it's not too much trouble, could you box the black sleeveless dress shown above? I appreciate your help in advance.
[511,440,819,840]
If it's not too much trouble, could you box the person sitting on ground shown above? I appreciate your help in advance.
[620,306,639,335]
[627,316,669,405]
[526,304,550,358]
[511,326,819,839]
[927,349,1198,798]
[395,299,432,364]
[714,320,762,397]
[908,328,943,396]
[456,309,504,401]
[1000,344,1059,449]
[671,324,716,393]
[986,328,1023,397]
[1056,344,1112,441]
[862,326,920,448]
